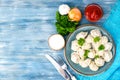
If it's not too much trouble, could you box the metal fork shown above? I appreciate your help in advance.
[53,56,77,80]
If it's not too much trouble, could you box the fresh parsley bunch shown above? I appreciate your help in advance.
[55,11,79,36]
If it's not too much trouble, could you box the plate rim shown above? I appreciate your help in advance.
[64,24,116,76]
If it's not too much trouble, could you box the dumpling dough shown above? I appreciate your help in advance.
[77,48,85,60]
[82,42,91,50]
[97,50,104,57]
[90,29,102,37]
[79,58,91,68]
[71,52,80,64]
[100,36,108,44]
[71,40,80,51]
[95,58,105,67]
[86,34,93,43]
[92,42,100,51]
[88,50,95,58]
[76,32,88,40]
[105,42,112,51]
[103,51,112,62]
[89,61,99,71]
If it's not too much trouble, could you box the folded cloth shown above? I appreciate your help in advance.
[77,0,120,80]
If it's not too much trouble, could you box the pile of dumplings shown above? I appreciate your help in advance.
[71,29,113,71]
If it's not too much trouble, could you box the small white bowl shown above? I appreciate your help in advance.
[48,34,65,51]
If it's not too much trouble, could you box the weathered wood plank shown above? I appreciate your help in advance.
[0,0,116,80]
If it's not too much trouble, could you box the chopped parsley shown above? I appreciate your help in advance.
[98,44,105,51]
[94,36,100,43]
[84,50,90,59]
[95,55,99,59]
[78,38,85,46]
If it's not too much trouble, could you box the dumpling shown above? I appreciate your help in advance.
[103,51,112,62]
[95,58,105,67]
[76,32,88,40]
[79,59,83,67]
[90,29,102,37]
[82,42,91,50]
[97,50,104,57]
[77,48,85,60]
[88,50,95,59]
[71,40,80,51]
[79,58,91,68]
[104,42,112,51]
[86,34,93,43]
[100,36,108,44]
[71,52,80,64]
[92,42,100,51]
[89,61,99,71]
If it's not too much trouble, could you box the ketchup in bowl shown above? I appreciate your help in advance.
[85,4,103,22]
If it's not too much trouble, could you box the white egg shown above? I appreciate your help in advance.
[88,50,95,59]
[58,4,70,15]
[77,48,85,60]
[95,58,105,67]
[90,29,102,37]
[103,51,113,62]
[89,61,99,71]
[71,52,80,64]
[82,42,91,50]
[100,36,108,44]
[76,32,88,40]
[79,58,91,68]
[86,34,93,43]
[105,42,112,51]
[71,40,80,51]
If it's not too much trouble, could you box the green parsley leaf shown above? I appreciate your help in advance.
[78,38,85,46]
[84,50,90,59]
[95,55,99,59]
[98,44,105,51]
[94,36,100,43]
[56,11,61,22]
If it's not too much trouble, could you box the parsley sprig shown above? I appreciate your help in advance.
[78,38,85,46]
[94,36,100,43]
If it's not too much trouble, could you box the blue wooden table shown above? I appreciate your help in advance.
[0,0,117,80]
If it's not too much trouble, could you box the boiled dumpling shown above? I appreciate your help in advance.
[79,58,91,68]
[77,48,85,60]
[90,29,102,37]
[70,28,113,71]
[82,42,91,50]
[71,52,80,64]
[97,50,104,57]
[100,36,108,44]
[92,42,100,51]
[88,50,95,59]
[79,59,84,67]
[103,51,112,62]
[76,32,88,40]
[71,40,80,51]
[104,42,112,51]
[86,34,93,43]
[89,61,99,71]
[95,58,105,67]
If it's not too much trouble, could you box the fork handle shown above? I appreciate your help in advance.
[66,69,77,80]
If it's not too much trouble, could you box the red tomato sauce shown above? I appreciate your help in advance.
[85,4,103,22]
